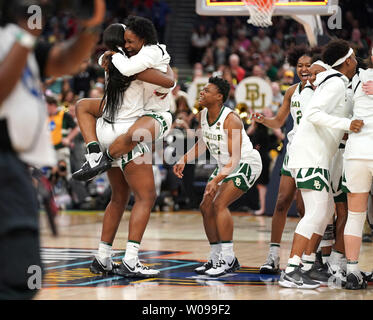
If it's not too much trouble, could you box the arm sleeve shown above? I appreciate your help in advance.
[306,80,351,131]
[111,46,160,77]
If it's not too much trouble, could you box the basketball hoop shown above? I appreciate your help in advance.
[243,0,277,28]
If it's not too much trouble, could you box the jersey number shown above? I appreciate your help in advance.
[206,141,221,155]
[296,110,302,125]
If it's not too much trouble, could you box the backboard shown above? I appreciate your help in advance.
[196,0,339,46]
[196,0,339,16]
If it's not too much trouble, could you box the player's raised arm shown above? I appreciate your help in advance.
[251,84,297,129]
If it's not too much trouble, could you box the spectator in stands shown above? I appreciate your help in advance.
[228,53,246,84]
[279,69,294,95]
[213,37,230,69]
[152,0,170,43]
[269,82,284,115]
[50,160,74,210]
[253,29,272,53]
[47,95,79,177]
[190,24,211,64]
[71,60,97,98]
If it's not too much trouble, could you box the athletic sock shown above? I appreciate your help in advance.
[322,253,331,265]
[123,240,140,267]
[221,241,234,263]
[209,242,221,265]
[285,255,302,274]
[346,260,359,274]
[87,141,101,154]
[106,149,114,161]
[97,241,112,262]
[329,249,344,266]
[301,253,316,271]
[269,243,280,257]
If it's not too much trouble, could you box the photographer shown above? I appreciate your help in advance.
[0,0,106,299]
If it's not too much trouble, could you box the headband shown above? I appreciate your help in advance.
[332,48,354,68]
[120,24,126,31]
[312,60,331,70]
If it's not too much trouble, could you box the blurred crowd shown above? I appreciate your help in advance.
[38,0,373,214]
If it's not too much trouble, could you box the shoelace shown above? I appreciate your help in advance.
[136,261,150,270]
[212,254,226,269]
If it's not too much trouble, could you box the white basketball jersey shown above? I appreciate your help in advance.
[345,68,373,160]
[0,24,56,167]
[287,82,313,147]
[200,106,256,168]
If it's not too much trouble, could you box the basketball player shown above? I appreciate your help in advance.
[173,77,262,277]
[0,0,106,299]
[76,23,174,278]
[279,40,362,289]
[342,49,373,289]
[73,16,174,182]
[251,46,313,274]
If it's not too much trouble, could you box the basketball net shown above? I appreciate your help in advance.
[243,0,277,28]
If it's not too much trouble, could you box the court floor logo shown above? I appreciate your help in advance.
[40,248,280,288]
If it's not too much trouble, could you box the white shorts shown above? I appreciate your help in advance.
[96,117,149,170]
[343,159,373,193]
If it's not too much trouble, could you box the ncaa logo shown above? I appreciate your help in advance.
[49,120,56,132]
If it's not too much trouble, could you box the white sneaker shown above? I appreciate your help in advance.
[204,254,240,277]
[260,253,280,274]
[115,257,160,278]
[326,261,346,287]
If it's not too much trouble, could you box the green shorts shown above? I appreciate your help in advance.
[332,175,347,203]
[294,167,331,192]
[280,152,292,177]
[208,161,262,193]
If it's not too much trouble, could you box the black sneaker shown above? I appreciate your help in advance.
[72,151,112,181]
[304,264,330,285]
[278,266,320,289]
[345,272,367,290]
[194,260,213,275]
[89,257,120,275]
[113,258,160,278]
[259,254,280,274]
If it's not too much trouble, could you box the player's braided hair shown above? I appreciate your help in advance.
[99,24,135,123]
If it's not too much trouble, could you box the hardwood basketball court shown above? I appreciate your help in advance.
[35,209,373,300]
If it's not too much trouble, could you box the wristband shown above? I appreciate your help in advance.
[15,29,37,49]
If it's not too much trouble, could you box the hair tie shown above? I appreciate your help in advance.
[312,60,331,70]
[332,48,354,68]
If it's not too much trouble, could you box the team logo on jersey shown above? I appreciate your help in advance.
[235,177,242,186]
[216,122,221,130]
[313,180,321,190]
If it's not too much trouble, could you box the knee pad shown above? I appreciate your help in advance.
[344,211,366,238]
[295,190,331,239]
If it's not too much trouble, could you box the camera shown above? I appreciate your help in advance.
[0,0,95,25]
